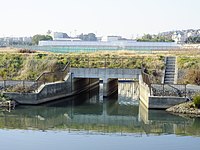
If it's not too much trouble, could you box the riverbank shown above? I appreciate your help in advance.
[166,102,200,117]
[1,47,200,84]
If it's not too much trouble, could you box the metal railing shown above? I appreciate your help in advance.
[141,68,187,97]
[141,69,152,94]
[151,84,187,97]
[0,62,70,93]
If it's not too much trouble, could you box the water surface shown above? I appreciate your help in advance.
[0,83,200,150]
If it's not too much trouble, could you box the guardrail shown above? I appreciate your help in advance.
[141,69,152,94]
[141,69,187,97]
[0,62,70,93]
[151,84,187,97]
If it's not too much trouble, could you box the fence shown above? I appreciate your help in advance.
[0,62,70,93]
[141,69,187,97]
[151,84,187,97]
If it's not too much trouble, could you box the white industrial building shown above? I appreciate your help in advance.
[39,40,179,50]
[101,36,122,42]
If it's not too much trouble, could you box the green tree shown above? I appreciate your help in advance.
[137,34,174,42]
[32,34,53,45]
[78,33,97,41]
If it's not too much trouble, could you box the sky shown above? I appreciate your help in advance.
[0,0,199,38]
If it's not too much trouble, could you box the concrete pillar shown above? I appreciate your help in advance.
[103,78,118,97]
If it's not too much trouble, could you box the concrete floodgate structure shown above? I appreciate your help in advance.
[71,68,140,97]
[2,68,140,105]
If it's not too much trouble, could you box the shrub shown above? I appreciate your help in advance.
[18,49,36,53]
[181,70,200,85]
[193,94,200,108]
[0,93,9,102]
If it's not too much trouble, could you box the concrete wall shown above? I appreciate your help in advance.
[139,75,150,108]
[0,80,35,88]
[4,74,99,105]
[4,81,70,105]
[71,68,141,79]
[139,75,187,109]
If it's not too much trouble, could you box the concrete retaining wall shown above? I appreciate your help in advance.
[0,80,35,88]
[4,74,99,105]
[139,75,150,108]
[139,75,187,109]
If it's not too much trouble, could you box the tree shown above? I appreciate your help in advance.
[137,34,174,42]
[78,33,97,41]
[32,34,53,45]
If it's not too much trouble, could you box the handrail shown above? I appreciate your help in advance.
[152,83,187,97]
[36,61,70,82]
[1,61,71,93]
[141,68,152,95]
[141,68,151,87]
[168,84,186,97]
[61,61,71,72]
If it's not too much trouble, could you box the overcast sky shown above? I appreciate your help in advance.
[0,0,199,38]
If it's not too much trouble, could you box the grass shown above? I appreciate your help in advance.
[1,47,200,84]
[0,51,165,81]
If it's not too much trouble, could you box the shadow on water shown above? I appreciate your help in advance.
[0,82,200,136]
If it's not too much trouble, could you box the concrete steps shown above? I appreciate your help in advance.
[164,57,176,84]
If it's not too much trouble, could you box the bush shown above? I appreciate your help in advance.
[182,70,200,85]
[193,94,200,108]
[18,49,36,53]
[0,93,9,102]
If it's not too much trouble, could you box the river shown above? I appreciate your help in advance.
[0,82,200,150]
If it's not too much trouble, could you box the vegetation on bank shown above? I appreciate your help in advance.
[193,94,200,108]
[0,52,164,81]
[177,56,200,85]
[0,93,9,102]
[1,48,200,85]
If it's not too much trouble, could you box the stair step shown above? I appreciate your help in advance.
[164,81,174,84]
[165,71,175,74]
[166,60,175,62]
[166,67,175,69]
[166,64,175,66]
[166,68,175,70]
[164,78,174,81]
[164,57,176,84]
[165,74,175,77]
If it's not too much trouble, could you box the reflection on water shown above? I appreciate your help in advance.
[0,82,200,137]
